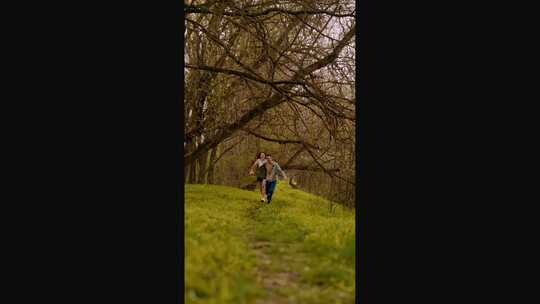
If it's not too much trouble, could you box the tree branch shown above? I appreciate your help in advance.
[184,5,355,18]
[281,164,340,173]
[243,129,319,149]
[184,64,304,86]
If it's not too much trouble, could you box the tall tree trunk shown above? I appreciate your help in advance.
[207,145,218,184]
[188,155,197,184]
[184,141,194,184]
[184,165,190,185]
[196,150,209,184]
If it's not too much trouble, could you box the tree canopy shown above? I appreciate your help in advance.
[184,0,356,206]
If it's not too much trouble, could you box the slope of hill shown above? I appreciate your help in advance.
[185,182,355,304]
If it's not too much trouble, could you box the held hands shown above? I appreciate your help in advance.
[249,170,254,176]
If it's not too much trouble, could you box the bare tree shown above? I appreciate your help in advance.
[184,0,356,207]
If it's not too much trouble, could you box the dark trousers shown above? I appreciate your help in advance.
[266,180,277,203]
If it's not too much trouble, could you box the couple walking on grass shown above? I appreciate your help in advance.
[249,152,288,203]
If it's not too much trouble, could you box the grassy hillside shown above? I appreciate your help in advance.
[185,182,355,304]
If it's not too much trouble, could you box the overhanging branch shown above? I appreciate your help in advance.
[185,64,304,86]
[282,164,340,173]
[184,5,355,18]
[243,129,319,150]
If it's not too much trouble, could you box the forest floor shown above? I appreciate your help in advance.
[185,183,355,304]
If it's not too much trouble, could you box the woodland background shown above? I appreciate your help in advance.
[184,0,356,208]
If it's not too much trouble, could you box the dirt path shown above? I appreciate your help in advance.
[250,241,299,304]
[243,203,302,304]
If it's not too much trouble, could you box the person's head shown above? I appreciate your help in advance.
[266,154,273,163]
[256,152,266,160]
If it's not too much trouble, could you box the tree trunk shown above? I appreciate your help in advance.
[188,159,197,184]
[184,165,190,185]
[207,145,218,184]
[184,141,194,184]
[196,150,209,184]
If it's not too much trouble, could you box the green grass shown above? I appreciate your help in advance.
[185,182,355,304]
